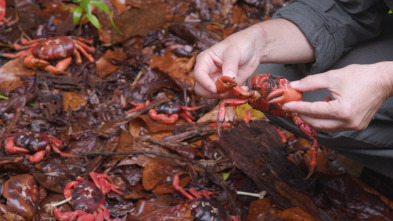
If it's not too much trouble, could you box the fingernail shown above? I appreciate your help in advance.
[225,71,236,78]
[290,80,299,88]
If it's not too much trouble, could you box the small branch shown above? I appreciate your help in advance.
[76,151,205,168]
[237,190,267,199]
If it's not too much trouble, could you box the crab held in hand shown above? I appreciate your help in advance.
[4,129,75,163]
[53,172,122,221]
[216,73,319,179]
[128,101,201,124]
[173,174,238,221]
[1,36,95,74]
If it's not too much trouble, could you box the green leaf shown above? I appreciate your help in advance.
[389,10,392,14]
[0,93,8,100]
[109,14,121,34]
[87,14,100,30]
[222,172,230,180]
[80,0,91,15]
[73,6,83,25]
[91,0,111,13]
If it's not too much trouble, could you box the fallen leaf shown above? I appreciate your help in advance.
[62,91,87,111]
[0,59,35,93]
[142,157,187,194]
[150,50,196,87]
[95,49,127,78]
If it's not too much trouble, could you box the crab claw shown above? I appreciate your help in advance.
[266,87,303,104]
[216,76,237,94]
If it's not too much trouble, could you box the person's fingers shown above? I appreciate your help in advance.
[194,82,220,98]
[221,47,241,79]
[296,115,346,132]
[283,100,340,119]
[289,72,334,92]
[194,52,222,93]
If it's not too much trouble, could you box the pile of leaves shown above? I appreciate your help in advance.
[1,0,393,220]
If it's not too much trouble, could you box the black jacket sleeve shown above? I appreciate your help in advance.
[272,0,389,73]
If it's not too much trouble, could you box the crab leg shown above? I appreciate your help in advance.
[54,57,73,72]
[266,87,303,104]
[292,115,319,179]
[172,174,195,200]
[4,138,30,154]
[127,101,151,113]
[218,99,248,122]
[179,112,195,124]
[75,43,94,62]
[28,150,47,163]
[148,109,179,124]
[90,172,122,195]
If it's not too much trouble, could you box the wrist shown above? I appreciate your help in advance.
[253,19,315,64]
[379,61,393,98]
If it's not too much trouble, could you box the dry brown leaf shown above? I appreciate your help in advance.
[142,158,186,194]
[97,0,170,45]
[197,105,237,123]
[62,91,87,111]
[279,207,315,221]
[127,199,193,220]
[95,49,127,78]
[109,0,129,14]
[0,59,35,93]
[129,115,176,136]
[246,198,282,220]
[150,50,196,87]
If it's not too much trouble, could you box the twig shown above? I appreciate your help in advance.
[75,151,205,168]
[136,136,190,148]
[237,190,267,199]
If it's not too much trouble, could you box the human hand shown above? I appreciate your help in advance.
[282,63,393,132]
[193,19,315,99]
[194,25,262,98]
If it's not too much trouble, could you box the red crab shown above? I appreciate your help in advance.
[216,73,319,179]
[172,174,239,221]
[128,101,201,124]
[4,129,75,163]
[0,0,5,23]
[53,172,122,221]
[0,0,17,27]
[1,36,95,74]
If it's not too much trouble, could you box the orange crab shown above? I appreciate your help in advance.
[1,36,95,74]
[216,73,319,178]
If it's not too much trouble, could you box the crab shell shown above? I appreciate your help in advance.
[247,73,302,118]
[31,36,76,60]
[11,130,51,153]
[70,180,105,213]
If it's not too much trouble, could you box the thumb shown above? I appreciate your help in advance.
[290,73,330,92]
[221,48,241,78]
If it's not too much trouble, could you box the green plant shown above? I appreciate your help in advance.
[72,0,120,33]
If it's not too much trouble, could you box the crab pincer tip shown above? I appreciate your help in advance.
[304,165,315,180]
